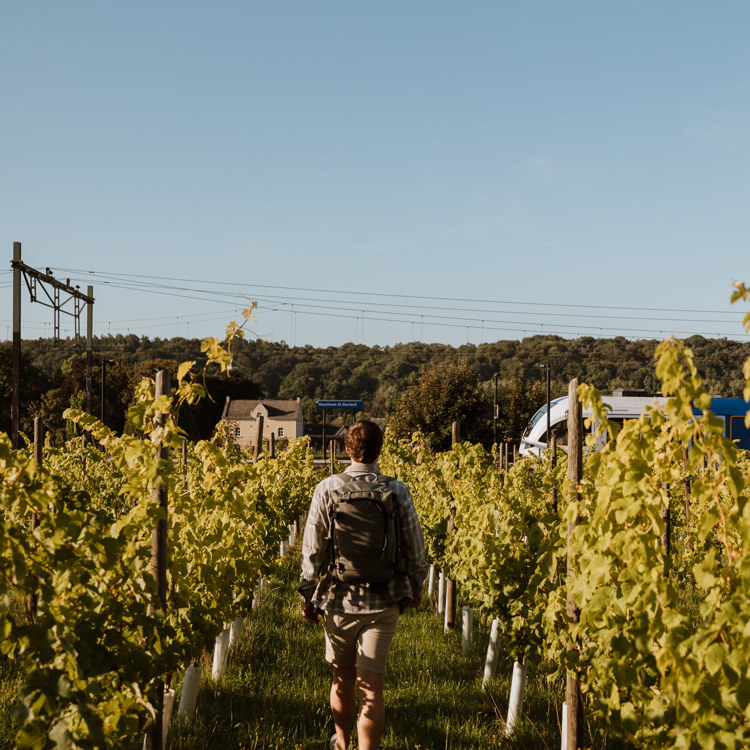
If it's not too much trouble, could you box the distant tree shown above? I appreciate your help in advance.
[32,354,135,443]
[496,375,547,444]
[97,359,135,434]
[277,362,326,401]
[0,342,52,439]
[36,354,92,444]
[13,330,750,449]
[128,358,181,386]
[369,383,402,417]
[389,360,487,450]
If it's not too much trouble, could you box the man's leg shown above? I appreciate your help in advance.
[356,668,386,750]
[330,664,356,750]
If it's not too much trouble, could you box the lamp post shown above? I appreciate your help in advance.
[493,372,500,446]
[546,365,551,452]
[539,363,551,454]
[101,358,115,424]
[538,364,558,513]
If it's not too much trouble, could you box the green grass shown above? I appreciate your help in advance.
[167,552,635,750]
[0,593,26,748]
[0,653,22,747]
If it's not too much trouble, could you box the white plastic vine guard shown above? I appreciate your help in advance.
[162,688,175,744]
[505,661,527,736]
[228,616,244,649]
[462,606,473,655]
[482,617,500,689]
[212,628,230,680]
[141,687,176,750]
[177,662,202,720]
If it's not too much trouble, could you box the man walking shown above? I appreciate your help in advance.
[299,420,427,750]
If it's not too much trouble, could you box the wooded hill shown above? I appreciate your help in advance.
[3,333,749,447]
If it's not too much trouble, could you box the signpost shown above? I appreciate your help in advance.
[316,400,364,410]
[315,400,364,462]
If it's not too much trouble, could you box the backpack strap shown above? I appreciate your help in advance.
[327,472,357,579]
[388,483,407,577]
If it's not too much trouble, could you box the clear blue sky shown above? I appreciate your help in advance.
[2,1,749,348]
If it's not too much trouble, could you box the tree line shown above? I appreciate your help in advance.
[2,332,749,450]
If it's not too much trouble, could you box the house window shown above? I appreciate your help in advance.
[277,427,284,438]
[234,426,241,439]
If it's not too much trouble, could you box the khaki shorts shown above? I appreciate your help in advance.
[323,605,400,674]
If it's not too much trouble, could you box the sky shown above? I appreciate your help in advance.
[2,1,750,349]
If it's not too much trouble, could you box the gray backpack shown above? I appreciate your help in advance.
[328,473,404,585]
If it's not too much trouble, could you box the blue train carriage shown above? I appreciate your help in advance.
[693,397,750,451]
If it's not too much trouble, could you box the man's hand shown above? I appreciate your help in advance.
[409,590,422,609]
[302,601,320,625]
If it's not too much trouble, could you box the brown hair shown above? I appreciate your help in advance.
[344,420,384,463]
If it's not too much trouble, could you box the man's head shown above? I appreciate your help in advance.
[344,420,384,464]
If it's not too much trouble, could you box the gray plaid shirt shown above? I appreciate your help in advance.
[299,462,428,614]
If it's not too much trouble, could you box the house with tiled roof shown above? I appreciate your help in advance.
[221,397,304,451]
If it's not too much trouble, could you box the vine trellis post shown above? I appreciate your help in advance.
[26,417,44,622]
[566,378,584,749]
[254,415,264,462]
[444,421,460,630]
[147,369,170,750]
[550,430,558,514]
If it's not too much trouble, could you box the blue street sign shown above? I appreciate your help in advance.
[316,400,364,410]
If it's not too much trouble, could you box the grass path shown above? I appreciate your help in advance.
[166,551,632,750]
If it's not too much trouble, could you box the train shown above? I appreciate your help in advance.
[518,388,750,457]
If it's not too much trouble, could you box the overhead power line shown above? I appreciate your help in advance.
[48,267,742,316]
[5,265,742,342]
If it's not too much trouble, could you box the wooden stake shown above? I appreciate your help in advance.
[445,506,457,630]
[566,378,584,750]
[683,446,691,552]
[27,417,43,621]
[253,415,264,462]
[181,438,188,490]
[551,430,558,514]
[33,416,43,463]
[151,370,169,611]
[661,486,671,564]
[147,370,170,750]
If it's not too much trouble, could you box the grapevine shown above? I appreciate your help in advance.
[382,333,750,749]
[0,320,319,749]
